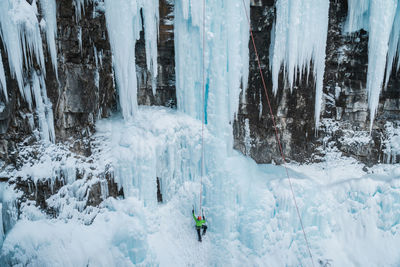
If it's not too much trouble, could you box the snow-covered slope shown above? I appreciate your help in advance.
[1,107,400,266]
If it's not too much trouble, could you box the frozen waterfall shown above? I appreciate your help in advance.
[269,0,330,129]
[104,0,159,120]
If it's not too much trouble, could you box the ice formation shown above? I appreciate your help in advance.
[344,0,399,130]
[0,0,45,95]
[39,0,58,78]
[104,0,159,120]
[175,0,250,148]
[0,52,6,100]
[0,0,55,142]
[269,0,330,129]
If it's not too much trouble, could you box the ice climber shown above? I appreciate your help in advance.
[192,208,207,242]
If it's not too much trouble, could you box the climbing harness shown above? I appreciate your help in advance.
[240,1,315,266]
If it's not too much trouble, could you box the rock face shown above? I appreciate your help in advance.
[1,0,400,192]
[233,0,400,165]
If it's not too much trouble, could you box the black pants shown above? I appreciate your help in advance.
[196,225,207,242]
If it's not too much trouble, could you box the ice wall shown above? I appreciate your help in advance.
[104,0,159,120]
[0,0,55,142]
[269,0,330,129]
[344,0,399,130]
[174,0,250,147]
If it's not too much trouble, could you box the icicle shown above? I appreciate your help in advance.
[73,0,86,22]
[0,0,46,103]
[366,0,397,130]
[31,71,55,142]
[141,0,159,95]
[104,0,140,120]
[0,51,7,101]
[175,0,250,146]
[269,0,330,129]
[39,0,58,79]
[104,0,159,120]
[343,0,370,33]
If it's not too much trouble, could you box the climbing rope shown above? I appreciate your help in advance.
[199,0,206,213]
[240,1,315,266]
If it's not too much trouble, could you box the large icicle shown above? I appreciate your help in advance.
[0,52,6,100]
[175,0,250,148]
[270,0,330,129]
[104,0,159,120]
[141,0,159,95]
[366,0,397,130]
[0,0,46,99]
[39,0,58,79]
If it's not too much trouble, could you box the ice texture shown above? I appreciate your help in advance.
[0,0,45,95]
[270,0,330,129]
[0,52,6,100]
[104,0,159,120]
[175,0,250,147]
[39,0,58,79]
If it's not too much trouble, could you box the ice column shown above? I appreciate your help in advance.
[104,0,159,120]
[174,0,250,148]
[0,52,6,100]
[269,0,330,129]
[39,0,58,78]
[366,0,397,130]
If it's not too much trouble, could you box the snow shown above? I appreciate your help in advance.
[2,107,400,266]
[344,0,400,130]
[175,0,250,145]
[104,0,160,120]
[0,52,6,101]
[269,0,329,129]
[39,0,58,79]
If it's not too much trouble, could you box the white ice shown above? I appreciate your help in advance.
[1,107,400,266]
[0,52,6,101]
[175,0,250,150]
[39,0,58,78]
[104,0,160,120]
[269,0,330,129]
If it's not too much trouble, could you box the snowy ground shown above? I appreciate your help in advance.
[1,107,400,266]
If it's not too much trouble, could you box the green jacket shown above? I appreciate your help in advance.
[193,211,205,227]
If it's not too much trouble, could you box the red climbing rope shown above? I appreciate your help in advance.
[199,0,206,213]
[240,1,315,266]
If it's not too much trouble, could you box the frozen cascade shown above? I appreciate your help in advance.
[0,0,46,96]
[175,0,250,147]
[39,0,58,79]
[0,0,55,142]
[270,0,330,129]
[344,0,399,130]
[104,0,159,120]
[0,52,6,100]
